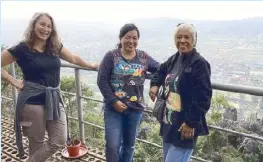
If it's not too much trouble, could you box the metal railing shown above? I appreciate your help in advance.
[2,62,263,162]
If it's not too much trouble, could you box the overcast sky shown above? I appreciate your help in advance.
[1,1,263,24]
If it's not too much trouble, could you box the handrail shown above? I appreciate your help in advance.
[59,91,263,142]
[1,96,13,101]
[2,62,263,162]
[61,63,263,96]
[61,62,97,71]
[4,90,263,142]
[68,116,210,162]
[212,82,263,96]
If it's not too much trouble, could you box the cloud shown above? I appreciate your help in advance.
[1,1,263,22]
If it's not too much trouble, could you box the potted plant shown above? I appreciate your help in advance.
[66,134,81,157]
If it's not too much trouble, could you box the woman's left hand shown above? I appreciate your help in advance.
[178,122,194,140]
[149,86,159,102]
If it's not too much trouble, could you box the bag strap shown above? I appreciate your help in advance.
[158,55,190,100]
[157,86,164,98]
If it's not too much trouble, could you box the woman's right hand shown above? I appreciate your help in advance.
[14,79,24,90]
[149,86,159,102]
[113,100,127,112]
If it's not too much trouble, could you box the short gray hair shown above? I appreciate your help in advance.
[173,23,197,47]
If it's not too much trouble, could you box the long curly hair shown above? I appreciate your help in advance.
[23,12,61,55]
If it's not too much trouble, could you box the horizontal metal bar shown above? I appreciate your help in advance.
[68,116,105,130]
[61,62,97,71]
[61,91,104,103]
[208,125,263,141]
[1,96,14,101]
[4,64,263,99]
[59,91,263,142]
[81,96,104,103]
[61,63,263,96]
[60,91,76,96]
[5,90,263,142]
[191,157,211,162]
[136,138,162,148]
[212,82,263,96]
[68,116,209,162]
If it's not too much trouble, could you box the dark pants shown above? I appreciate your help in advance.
[104,104,143,162]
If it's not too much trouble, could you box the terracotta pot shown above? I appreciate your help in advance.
[66,139,81,157]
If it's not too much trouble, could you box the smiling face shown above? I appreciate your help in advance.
[175,27,194,53]
[120,30,139,53]
[34,15,52,42]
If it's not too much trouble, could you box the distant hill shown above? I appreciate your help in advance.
[2,17,263,43]
[1,17,262,61]
[132,17,263,38]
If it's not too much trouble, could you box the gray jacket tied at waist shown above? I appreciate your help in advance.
[15,81,64,158]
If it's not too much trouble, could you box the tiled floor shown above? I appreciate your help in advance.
[1,116,105,162]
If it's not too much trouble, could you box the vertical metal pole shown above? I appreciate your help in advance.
[11,63,18,107]
[74,68,85,144]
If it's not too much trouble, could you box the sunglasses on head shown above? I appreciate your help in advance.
[177,23,195,27]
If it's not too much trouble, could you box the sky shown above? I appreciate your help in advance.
[1,1,263,24]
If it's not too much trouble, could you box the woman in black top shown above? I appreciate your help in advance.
[1,12,99,162]
[149,23,212,162]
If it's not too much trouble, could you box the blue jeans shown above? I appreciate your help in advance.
[104,104,143,162]
[163,142,193,162]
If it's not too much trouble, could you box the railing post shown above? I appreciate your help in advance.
[74,68,85,144]
[11,63,18,107]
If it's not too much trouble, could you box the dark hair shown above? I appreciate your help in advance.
[117,23,140,49]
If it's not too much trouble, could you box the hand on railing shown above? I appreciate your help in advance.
[90,62,100,71]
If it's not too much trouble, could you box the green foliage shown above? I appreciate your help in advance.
[207,93,234,125]
[243,144,263,162]
[212,93,233,109]
[84,112,105,149]
[60,75,99,140]
[62,85,263,162]
[1,44,23,93]
[221,146,245,162]
[243,153,259,162]
[134,122,162,162]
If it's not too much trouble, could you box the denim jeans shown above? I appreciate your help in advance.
[163,142,193,162]
[104,104,143,162]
